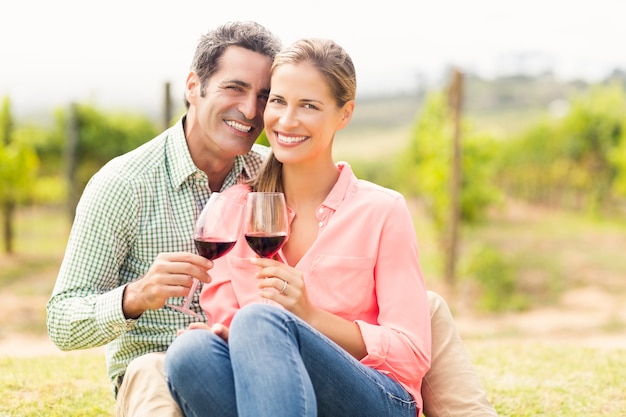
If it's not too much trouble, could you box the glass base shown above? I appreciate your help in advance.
[165,303,202,318]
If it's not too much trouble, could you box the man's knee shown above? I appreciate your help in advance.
[423,291,498,417]
[125,352,166,377]
[427,290,448,319]
[116,352,183,417]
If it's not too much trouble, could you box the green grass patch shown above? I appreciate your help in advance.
[0,354,114,416]
[0,205,69,290]
[2,342,624,416]
[468,341,626,416]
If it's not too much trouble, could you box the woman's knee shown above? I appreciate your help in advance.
[230,304,288,343]
[231,303,277,329]
[165,330,212,381]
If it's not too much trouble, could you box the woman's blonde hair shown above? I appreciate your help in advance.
[250,38,357,193]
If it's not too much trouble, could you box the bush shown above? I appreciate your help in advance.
[462,245,529,312]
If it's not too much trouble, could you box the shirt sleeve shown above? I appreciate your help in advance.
[46,170,139,350]
[356,194,431,385]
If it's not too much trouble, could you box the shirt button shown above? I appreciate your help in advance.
[318,208,324,213]
[318,221,324,227]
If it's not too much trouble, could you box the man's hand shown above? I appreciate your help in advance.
[122,252,213,319]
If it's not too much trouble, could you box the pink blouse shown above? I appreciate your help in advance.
[200,162,431,408]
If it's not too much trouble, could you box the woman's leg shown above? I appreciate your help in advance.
[229,303,418,417]
[164,330,238,417]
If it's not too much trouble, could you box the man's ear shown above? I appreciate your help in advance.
[185,71,200,103]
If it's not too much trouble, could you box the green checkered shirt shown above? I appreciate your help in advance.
[46,117,268,391]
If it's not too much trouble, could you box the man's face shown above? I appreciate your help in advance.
[186,46,273,160]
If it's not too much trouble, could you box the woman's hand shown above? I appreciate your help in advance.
[249,257,316,322]
[176,322,230,342]
[176,321,211,336]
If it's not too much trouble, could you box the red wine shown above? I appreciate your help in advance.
[244,233,287,258]
[194,239,237,260]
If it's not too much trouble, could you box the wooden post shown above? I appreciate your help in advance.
[65,103,79,222]
[1,97,14,254]
[163,82,172,130]
[445,69,463,294]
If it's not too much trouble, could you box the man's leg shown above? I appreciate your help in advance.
[421,291,498,417]
[115,352,183,417]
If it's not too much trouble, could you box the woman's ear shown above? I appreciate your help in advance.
[338,100,355,130]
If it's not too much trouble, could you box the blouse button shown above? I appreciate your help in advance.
[318,208,324,213]
[318,221,324,228]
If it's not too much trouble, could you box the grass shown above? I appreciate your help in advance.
[1,342,625,416]
[473,341,626,416]
[2,174,626,415]
[0,354,114,416]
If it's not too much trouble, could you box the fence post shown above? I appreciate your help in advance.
[163,82,172,130]
[445,68,463,293]
[1,97,14,254]
[65,103,79,222]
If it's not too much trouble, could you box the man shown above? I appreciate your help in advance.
[47,21,496,417]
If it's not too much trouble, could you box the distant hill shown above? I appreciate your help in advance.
[348,68,626,137]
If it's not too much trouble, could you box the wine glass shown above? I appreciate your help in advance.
[167,192,244,317]
[244,192,289,260]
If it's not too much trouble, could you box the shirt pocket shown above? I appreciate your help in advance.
[307,255,376,320]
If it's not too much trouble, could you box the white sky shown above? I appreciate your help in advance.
[2,0,625,117]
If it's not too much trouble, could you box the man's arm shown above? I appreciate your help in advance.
[46,172,139,350]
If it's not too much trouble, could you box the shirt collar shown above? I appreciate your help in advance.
[166,116,251,191]
[167,117,199,191]
[321,161,355,212]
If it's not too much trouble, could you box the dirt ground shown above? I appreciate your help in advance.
[1,200,625,356]
[1,282,625,358]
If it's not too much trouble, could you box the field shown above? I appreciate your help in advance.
[1,122,626,416]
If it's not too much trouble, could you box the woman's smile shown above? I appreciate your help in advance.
[275,132,309,145]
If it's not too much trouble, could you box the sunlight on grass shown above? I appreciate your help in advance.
[0,354,114,416]
[334,124,411,162]
[1,342,624,416]
[0,206,69,289]
[467,341,626,416]
[1,189,625,416]
[13,206,71,256]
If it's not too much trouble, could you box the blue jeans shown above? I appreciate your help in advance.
[164,303,417,417]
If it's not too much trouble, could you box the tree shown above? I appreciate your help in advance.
[397,89,500,292]
[0,96,39,254]
[495,82,626,212]
[45,104,159,218]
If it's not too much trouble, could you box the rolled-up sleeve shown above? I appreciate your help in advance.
[356,194,431,398]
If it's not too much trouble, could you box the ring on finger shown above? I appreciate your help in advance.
[279,279,288,294]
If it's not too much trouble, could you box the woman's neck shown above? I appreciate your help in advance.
[282,160,339,210]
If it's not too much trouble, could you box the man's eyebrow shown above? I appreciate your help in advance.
[225,79,270,96]
[223,79,251,88]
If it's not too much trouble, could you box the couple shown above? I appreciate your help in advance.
[47,21,496,417]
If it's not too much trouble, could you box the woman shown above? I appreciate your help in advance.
[164,38,431,417]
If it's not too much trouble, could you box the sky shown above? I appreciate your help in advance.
[2,0,625,118]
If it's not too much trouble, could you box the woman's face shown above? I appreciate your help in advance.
[263,62,352,167]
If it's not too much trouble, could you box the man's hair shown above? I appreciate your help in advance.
[184,21,282,108]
